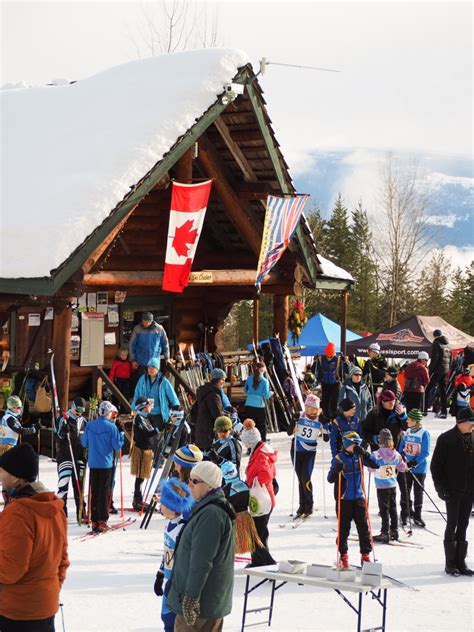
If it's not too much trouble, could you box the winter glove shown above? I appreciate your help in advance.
[353,444,369,458]
[182,595,200,626]
[153,571,164,597]
[407,460,418,469]
[334,461,344,473]
[322,429,330,443]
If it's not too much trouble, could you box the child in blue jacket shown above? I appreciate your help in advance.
[327,431,379,568]
[370,428,407,542]
[154,479,194,632]
[398,408,431,527]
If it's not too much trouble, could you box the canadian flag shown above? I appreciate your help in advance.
[162,180,213,293]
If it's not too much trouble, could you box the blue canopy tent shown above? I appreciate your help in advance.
[249,313,361,356]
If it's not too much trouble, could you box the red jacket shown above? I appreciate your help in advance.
[245,442,278,509]
[404,360,430,393]
[0,483,69,621]
[109,358,132,381]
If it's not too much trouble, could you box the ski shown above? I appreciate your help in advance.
[76,517,135,541]
[403,524,440,537]
[140,417,186,530]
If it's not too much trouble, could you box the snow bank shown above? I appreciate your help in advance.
[0,48,249,278]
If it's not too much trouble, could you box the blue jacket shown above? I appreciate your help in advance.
[132,372,179,420]
[338,379,373,422]
[315,355,347,385]
[244,376,271,409]
[399,427,431,474]
[129,321,170,366]
[80,416,124,468]
[330,414,362,458]
[327,450,378,500]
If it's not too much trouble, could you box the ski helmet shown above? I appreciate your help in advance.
[7,395,22,410]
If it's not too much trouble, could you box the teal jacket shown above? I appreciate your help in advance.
[167,488,235,619]
[131,372,179,420]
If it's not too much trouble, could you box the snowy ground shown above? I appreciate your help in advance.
[22,414,474,631]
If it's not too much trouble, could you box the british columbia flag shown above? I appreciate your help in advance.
[255,194,309,290]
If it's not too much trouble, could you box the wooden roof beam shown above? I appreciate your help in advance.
[213,118,258,183]
[197,137,262,256]
[83,269,284,287]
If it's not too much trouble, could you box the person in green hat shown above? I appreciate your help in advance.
[398,408,431,527]
[207,415,242,474]
[0,395,37,458]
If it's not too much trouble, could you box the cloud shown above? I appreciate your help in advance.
[442,245,474,270]
[423,214,459,228]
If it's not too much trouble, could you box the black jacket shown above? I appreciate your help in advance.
[363,354,387,387]
[195,382,223,450]
[430,336,451,377]
[430,425,474,497]
[132,412,159,450]
[361,406,408,450]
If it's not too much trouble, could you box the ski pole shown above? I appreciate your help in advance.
[359,456,375,562]
[119,449,125,523]
[410,471,447,523]
[401,472,413,536]
[290,433,297,516]
[59,602,66,632]
[336,471,342,568]
[320,432,327,518]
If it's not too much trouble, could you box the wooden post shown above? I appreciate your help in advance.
[273,295,289,343]
[176,148,193,183]
[340,290,348,356]
[52,301,72,411]
[253,295,260,345]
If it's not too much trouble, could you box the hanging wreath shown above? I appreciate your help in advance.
[288,300,308,344]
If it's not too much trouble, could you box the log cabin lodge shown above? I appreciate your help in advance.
[0,49,352,450]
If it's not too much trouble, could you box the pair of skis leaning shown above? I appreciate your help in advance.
[140,416,186,529]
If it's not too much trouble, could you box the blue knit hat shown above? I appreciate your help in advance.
[148,358,161,370]
[211,368,226,380]
[173,444,203,469]
[342,431,362,449]
[159,479,194,515]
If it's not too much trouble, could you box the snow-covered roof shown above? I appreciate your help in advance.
[317,254,354,282]
[0,48,249,279]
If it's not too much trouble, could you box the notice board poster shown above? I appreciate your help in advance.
[80,312,104,366]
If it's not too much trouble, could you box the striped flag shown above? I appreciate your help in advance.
[255,194,309,289]
[162,180,212,293]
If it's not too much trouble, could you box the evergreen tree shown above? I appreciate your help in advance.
[416,250,451,317]
[325,194,354,271]
[448,263,474,335]
[349,202,378,331]
[306,204,327,254]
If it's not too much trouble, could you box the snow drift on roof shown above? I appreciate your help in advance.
[0,48,249,279]
[317,254,354,282]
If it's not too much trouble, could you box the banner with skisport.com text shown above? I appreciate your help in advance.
[162,180,213,293]
[255,194,309,290]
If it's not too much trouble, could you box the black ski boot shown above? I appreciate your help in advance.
[444,540,460,576]
[456,541,474,576]
[400,511,408,527]
[109,502,118,515]
[133,496,143,512]
[390,528,399,541]
[413,509,426,528]
[373,532,390,544]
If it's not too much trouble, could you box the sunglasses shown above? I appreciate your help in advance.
[189,477,205,485]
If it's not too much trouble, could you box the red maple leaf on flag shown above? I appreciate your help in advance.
[172,219,199,257]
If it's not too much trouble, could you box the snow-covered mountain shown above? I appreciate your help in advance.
[294,149,473,260]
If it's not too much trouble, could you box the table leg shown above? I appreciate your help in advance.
[357,592,362,632]
[241,574,250,632]
[268,579,276,626]
[381,589,388,632]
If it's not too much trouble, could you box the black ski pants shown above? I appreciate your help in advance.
[0,616,55,631]
[403,391,424,413]
[425,373,447,414]
[89,467,114,523]
[290,443,316,514]
[321,383,340,421]
[245,406,268,442]
[376,487,398,533]
[338,499,372,554]
[251,511,276,567]
[398,472,425,515]
[444,493,472,542]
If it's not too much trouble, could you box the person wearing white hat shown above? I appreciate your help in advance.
[81,401,124,533]
[362,343,388,396]
[166,461,236,630]
[403,351,430,412]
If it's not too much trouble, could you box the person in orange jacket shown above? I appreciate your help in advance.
[0,443,69,631]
